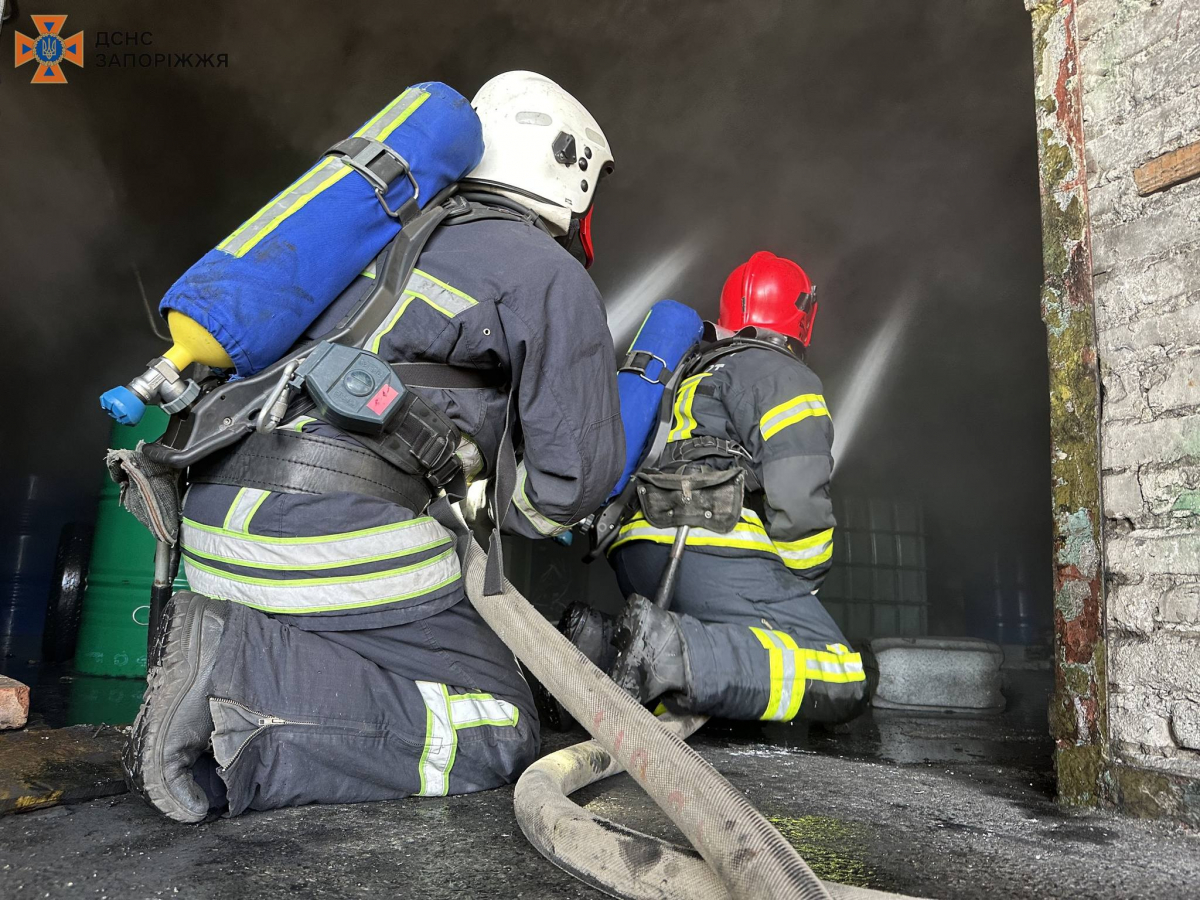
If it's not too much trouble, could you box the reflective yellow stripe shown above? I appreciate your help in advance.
[289,415,317,432]
[513,464,570,536]
[218,160,353,258]
[759,393,830,441]
[412,268,478,309]
[366,272,477,353]
[612,510,833,570]
[356,88,430,142]
[775,528,835,570]
[667,374,711,442]
[750,627,786,720]
[805,643,866,684]
[217,88,429,259]
[751,630,860,722]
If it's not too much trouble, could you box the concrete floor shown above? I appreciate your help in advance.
[1,672,1197,899]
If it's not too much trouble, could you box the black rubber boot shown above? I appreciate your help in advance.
[558,601,618,672]
[528,603,620,732]
[123,591,228,823]
[609,594,689,704]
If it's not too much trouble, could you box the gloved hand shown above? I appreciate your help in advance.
[457,480,493,545]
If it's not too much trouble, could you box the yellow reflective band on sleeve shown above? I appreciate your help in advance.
[512,464,571,537]
[775,528,835,570]
[759,393,830,441]
[667,373,711,442]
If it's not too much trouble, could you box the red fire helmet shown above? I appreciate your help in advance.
[718,251,818,345]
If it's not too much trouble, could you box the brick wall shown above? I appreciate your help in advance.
[1077,0,1200,786]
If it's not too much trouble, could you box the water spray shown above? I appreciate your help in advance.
[605,234,708,349]
[831,290,918,474]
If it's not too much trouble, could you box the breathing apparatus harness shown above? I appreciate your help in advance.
[143,187,542,516]
[586,328,804,560]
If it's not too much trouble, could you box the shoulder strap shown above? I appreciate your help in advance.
[584,336,796,560]
[145,189,461,469]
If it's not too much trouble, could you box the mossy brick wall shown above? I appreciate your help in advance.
[1029,0,1200,821]
[1078,0,1200,804]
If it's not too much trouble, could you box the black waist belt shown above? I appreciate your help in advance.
[190,430,435,513]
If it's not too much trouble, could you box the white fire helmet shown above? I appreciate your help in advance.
[465,71,614,244]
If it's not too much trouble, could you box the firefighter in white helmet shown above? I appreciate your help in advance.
[124,72,624,822]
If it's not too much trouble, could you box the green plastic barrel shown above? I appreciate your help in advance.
[74,408,188,678]
[66,674,148,725]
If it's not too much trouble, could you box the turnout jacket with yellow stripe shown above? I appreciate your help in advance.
[179,213,624,626]
[612,344,835,591]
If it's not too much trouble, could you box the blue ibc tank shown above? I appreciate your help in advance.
[160,82,484,377]
[610,300,704,497]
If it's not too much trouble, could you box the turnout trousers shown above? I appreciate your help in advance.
[203,592,538,815]
[612,543,867,724]
[179,483,539,815]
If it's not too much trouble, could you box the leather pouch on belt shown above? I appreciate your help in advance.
[635,464,744,532]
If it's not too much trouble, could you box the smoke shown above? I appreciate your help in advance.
[0,0,1051,637]
[605,233,709,350]
[831,289,919,474]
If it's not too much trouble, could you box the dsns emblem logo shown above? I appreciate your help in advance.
[14,15,84,84]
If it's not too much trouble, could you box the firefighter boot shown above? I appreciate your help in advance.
[559,601,619,672]
[123,591,229,823]
[609,594,689,704]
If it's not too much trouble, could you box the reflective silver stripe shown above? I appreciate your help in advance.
[181,516,451,569]
[217,158,352,259]
[408,270,477,315]
[759,394,830,441]
[807,657,865,675]
[765,630,799,722]
[181,548,460,613]
[449,693,519,729]
[222,488,269,535]
[356,87,429,142]
[512,463,570,536]
[416,681,455,797]
[364,269,478,353]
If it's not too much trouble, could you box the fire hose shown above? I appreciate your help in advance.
[461,537,923,900]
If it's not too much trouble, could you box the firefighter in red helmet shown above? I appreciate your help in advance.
[564,251,866,726]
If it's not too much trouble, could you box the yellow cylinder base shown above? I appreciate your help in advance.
[162,312,233,371]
